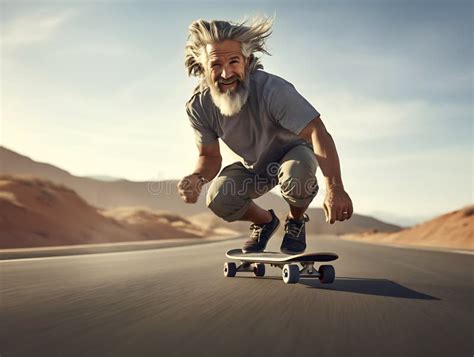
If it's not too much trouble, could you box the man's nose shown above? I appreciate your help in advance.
[221,65,233,79]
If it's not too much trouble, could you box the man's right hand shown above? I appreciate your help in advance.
[177,174,206,203]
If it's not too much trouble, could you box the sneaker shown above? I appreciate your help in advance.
[280,214,309,255]
[242,209,280,253]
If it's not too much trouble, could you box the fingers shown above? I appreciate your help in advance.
[329,205,337,224]
[179,189,198,203]
[323,202,330,222]
[338,205,349,221]
[182,195,197,203]
[177,177,200,204]
[337,205,352,222]
[179,191,198,203]
[177,182,189,200]
[339,202,353,221]
[335,207,344,223]
[346,203,353,220]
[340,210,349,221]
[341,199,353,221]
[177,177,191,191]
[324,201,338,224]
[324,199,353,223]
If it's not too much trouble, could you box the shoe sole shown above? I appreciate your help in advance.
[280,247,306,255]
[242,218,280,254]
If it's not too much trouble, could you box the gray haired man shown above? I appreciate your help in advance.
[178,18,353,254]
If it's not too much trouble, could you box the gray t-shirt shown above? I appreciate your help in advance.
[186,70,320,174]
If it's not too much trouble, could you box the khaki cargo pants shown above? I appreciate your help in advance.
[206,145,319,222]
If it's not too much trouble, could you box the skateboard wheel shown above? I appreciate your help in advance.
[224,262,237,277]
[318,265,335,284]
[282,264,300,284]
[253,263,265,277]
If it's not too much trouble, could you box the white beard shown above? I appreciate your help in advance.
[207,76,250,117]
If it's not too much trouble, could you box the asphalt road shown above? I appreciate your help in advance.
[1,235,473,357]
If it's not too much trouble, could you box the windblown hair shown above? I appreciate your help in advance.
[184,17,273,78]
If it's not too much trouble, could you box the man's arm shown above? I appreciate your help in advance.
[177,140,222,203]
[299,117,343,189]
[193,140,222,182]
[298,117,353,223]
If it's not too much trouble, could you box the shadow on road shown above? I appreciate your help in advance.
[301,277,440,300]
[229,275,439,300]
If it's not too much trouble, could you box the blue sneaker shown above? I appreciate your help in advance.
[280,214,309,255]
[242,209,280,253]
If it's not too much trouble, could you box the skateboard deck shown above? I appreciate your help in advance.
[226,249,338,263]
[224,249,338,284]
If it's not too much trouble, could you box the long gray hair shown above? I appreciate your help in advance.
[184,17,273,78]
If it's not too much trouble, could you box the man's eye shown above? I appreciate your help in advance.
[230,60,239,64]
[211,64,221,68]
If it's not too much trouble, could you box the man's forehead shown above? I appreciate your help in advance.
[206,40,243,60]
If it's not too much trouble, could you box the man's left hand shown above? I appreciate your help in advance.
[323,187,353,224]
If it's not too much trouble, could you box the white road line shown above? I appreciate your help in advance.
[0,238,239,264]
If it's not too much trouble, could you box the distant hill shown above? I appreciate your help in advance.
[86,175,122,182]
[343,205,474,251]
[0,146,401,235]
[0,175,222,249]
[366,210,432,227]
[0,146,207,215]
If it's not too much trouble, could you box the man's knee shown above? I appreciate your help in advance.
[279,158,317,192]
[206,180,250,222]
[278,159,318,207]
[279,158,316,180]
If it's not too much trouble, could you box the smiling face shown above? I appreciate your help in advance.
[204,40,250,116]
[206,40,246,93]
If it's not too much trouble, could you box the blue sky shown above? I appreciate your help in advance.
[1,0,472,225]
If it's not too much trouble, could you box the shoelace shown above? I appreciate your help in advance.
[284,215,309,240]
[249,224,264,241]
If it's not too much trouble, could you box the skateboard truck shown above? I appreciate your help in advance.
[236,261,254,272]
[299,262,321,277]
[270,262,320,277]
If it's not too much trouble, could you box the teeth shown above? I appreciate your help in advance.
[219,79,237,85]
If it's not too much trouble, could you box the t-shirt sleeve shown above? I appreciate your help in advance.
[186,98,218,145]
[267,82,320,135]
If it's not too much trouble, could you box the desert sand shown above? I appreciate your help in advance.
[342,205,474,251]
[0,175,233,249]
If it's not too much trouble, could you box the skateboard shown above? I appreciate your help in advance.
[224,249,338,284]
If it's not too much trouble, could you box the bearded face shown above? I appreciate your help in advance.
[204,40,250,117]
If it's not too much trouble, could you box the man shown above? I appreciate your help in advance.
[178,18,353,254]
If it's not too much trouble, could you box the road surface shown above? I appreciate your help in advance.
[1,235,472,356]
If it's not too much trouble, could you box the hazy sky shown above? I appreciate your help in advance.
[1,0,472,224]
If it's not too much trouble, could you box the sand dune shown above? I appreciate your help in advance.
[0,176,228,249]
[342,205,474,251]
[0,146,209,215]
[102,206,209,239]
